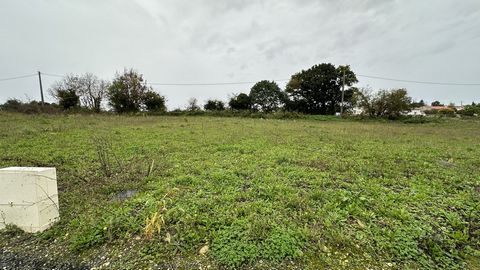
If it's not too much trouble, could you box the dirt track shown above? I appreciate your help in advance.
[0,249,88,270]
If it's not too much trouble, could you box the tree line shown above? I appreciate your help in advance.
[48,69,166,113]
[2,63,477,117]
[44,63,360,115]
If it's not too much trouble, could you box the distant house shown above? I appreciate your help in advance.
[406,109,426,116]
[351,107,364,116]
[419,105,464,112]
[419,105,446,111]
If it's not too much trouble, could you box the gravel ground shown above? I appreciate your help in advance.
[0,249,89,270]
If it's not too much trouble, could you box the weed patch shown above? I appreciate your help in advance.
[0,115,479,269]
[212,220,305,267]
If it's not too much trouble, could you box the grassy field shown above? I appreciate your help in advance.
[0,113,479,269]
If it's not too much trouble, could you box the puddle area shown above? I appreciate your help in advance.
[113,189,138,202]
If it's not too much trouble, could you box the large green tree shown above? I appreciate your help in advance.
[108,69,165,113]
[108,69,148,113]
[249,80,286,112]
[286,63,358,114]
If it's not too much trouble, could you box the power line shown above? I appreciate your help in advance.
[41,72,64,78]
[0,74,37,82]
[148,79,290,86]
[41,73,290,86]
[357,74,480,86]
[39,74,283,86]
[2,72,480,86]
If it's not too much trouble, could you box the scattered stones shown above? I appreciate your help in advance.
[199,245,209,255]
[0,249,88,270]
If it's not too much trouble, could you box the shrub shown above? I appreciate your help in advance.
[402,116,439,124]
[0,99,60,114]
[458,104,480,116]
[424,109,438,115]
[0,99,22,111]
[357,88,412,118]
[56,89,80,109]
[186,98,201,112]
[49,75,81,110]
[229,93,251,110]
[204,99,225,111]
[142,91,166,112]
[438,108,455,116]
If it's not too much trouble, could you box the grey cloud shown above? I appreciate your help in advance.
[0,0,479,108]
[431,40,456,55]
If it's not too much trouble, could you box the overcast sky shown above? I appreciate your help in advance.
[1,0,479,109]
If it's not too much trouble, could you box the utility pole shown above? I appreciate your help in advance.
[340,67,346,115]
[38,71,44,105]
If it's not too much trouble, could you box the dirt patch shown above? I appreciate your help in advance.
[0,249,89,270]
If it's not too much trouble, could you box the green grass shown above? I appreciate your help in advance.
[0,113,479,269]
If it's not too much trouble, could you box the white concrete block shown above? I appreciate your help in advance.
[0,167,59,233]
